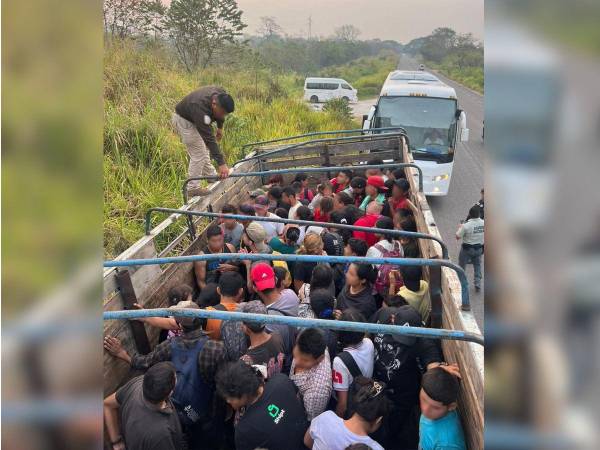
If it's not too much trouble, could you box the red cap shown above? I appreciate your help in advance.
[367,175,388,191]
[250,263,276,291]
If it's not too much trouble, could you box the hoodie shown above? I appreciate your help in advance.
[398,280,430,324]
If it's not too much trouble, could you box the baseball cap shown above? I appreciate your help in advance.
[168,300,200,329]
[245,221,267,244]
[249,188,266,198]
[238,299,268,315]
[367,176,388,191]
[253,195,269,211]
[322,231,344,256]
[250,263,276,291]
[376,305,422,345]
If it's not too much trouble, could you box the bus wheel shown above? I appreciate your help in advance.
[310,95,319,103]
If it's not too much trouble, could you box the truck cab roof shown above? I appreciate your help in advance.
[380,70,457,99]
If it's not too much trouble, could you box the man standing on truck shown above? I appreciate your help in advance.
[456,205,485,291]
[172,86,235,197]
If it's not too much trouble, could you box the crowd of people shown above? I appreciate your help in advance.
[103,163,481,450]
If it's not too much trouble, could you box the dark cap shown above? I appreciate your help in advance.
[375,305,422,345]
[322,232,344,257]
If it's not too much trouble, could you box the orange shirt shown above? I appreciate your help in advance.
[205,302,238,340]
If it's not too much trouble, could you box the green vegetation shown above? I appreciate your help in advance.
[318,52,398,99]
[428,58,484,94]
[104,41,357,258]
[405,28,484,93]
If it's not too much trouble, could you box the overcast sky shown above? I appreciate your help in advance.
[236,0,484,43]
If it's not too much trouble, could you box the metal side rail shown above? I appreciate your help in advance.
[235,131,409,166]
[104,253,471,310]
[182,162,423,203]
[103,308,483,346]
[240,127,408,154]
[144,209,449,259]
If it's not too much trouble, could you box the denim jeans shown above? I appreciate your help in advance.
[459,246,483,288]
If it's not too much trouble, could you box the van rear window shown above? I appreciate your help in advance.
[306,82,339,90]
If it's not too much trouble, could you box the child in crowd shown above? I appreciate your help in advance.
[220,203,244,249]
[333,191,354,211]
[314,196,334,223]
[194,224,237,290]
[306,377,387,450]
[388,179,414,216]
[331,309,375,418]
[299,264,335,319]
[294,172,315,204]
[310,182,334,210]
[336,263,378,320]
[419,368,467,450]
[290,328,332,420]
[393,266,430,324]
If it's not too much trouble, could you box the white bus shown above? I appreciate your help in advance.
[303,77,358,104]
[363,71,469,195]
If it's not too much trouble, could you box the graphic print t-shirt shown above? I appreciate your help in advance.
[235,373,308,450]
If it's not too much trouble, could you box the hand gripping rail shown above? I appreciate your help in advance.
[235,130,410,165]
[239,127,408,154]
[103,307,483,346]
[104,253,471,311]
[182,162,423,203]
[144,209,449,260]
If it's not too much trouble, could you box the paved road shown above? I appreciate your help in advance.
[397,55,485,331]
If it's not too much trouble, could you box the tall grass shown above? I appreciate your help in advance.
[104,41,357,258]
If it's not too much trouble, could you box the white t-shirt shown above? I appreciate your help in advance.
[456,218,484,245]
[332,338,375,391]
[310,410,385,450]
[288,202,302,220]
[366,239,402,268]
[259,212,285,241]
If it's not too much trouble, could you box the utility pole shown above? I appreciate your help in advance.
[308,15,312,40]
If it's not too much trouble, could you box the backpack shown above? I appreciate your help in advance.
[373,241,403,296]
[338,351,364,419]
[267,307,297,374]
[171,337,214,427]
[216,303,248,361]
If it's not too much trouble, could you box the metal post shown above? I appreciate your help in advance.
[144,209,449,259]
[103,253,471,311]
[181,163,423,204]
[103,308,483,346]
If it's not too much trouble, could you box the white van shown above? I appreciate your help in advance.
[303,77,358,103]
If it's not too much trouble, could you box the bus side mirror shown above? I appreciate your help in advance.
[460,128,470,142]
[362,114,368,122]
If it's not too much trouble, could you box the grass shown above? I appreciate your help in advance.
[318,52,399,99]
[426,57,484,94]
[104,40,357,258]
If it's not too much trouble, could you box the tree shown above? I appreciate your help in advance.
[257,16,282,38]
[164,0,246,72]
[103,0,166,39]
[334,24,361,42]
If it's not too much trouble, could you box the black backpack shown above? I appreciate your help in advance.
[338,351,364,419]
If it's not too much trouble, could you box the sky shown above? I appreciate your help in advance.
[235,0,484,43]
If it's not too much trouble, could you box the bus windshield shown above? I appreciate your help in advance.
[375,96,458,161]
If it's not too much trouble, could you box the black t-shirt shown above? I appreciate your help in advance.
[235,373,308,450]
[241,333,285,378]
[116,376,184,450]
